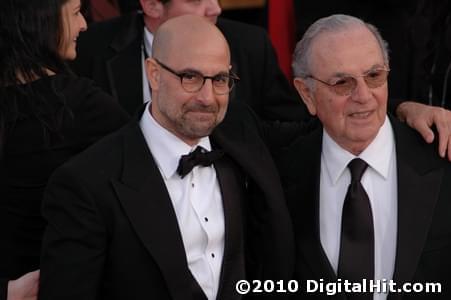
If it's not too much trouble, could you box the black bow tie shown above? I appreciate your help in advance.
[176,146,224,178]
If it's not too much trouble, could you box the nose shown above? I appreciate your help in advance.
[351,77,372,103]
[196,78,216,105]
[79,13,88,32]
[205,0,222,21]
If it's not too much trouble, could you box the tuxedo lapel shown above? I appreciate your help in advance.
[211,104,295,280]
[106,13,145,115]
[390,118,444,293]
[211,107,283,206]
[285,128,338,283]
[110,121,197,300]
[214,157,245,300]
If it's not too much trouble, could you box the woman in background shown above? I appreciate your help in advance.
[0,0,129,299]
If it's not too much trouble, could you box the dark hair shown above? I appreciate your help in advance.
[0,0,71,154]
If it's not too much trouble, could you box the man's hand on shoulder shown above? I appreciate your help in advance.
[7,271,39,300]
[397,101,451,160]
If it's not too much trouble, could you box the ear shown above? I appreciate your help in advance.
[293,77,317,116]
[145,58,160,92]
[140,0,165,18]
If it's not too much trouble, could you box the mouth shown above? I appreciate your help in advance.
[186,105,218,114]
[349,110,373,119]
[184,102,219,119]
[187,110,215,116]
[186,109,217,121]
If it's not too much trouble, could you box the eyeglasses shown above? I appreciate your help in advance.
[154,59,240,95]
[307,67,390,96]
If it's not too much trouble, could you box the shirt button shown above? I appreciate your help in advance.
[191,183,195,188]
[204,217,209,222]
[211,253,215,258]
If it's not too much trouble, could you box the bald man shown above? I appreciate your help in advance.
[72,0,305,121]
[39,15,294,300]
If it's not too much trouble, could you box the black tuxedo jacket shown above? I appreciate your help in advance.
[279,116,451,299]
[39,102,294,300]
[71,12,307,120]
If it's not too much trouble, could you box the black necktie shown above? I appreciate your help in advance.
[176,146,224,178]
[338,158,374,299]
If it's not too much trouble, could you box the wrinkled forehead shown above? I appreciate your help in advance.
[309,26,385,76]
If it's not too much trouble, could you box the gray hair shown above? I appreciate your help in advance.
[292,14,390,79]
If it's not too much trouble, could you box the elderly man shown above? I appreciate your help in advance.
[39,15,293,300]
[281,14,451,300]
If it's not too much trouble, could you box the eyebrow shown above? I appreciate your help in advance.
[178,68,230,76]
[329,64,386,78]
[364,64,386,72]
[177,68,201,74]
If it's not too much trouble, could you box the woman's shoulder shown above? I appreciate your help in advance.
[6,73,129,127]
[47,73,124,112]
[51,73,129,121]
[9,73,100,105]
[49,73,100,98]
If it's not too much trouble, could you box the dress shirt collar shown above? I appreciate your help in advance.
[139,102,212,179]
[322,116,394,185]
[143,26,154,58]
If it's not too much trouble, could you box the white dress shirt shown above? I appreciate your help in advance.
[320,117,398,300]
[140,103,225,300]
[141,27,153,103]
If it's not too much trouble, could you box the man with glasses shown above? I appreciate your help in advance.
[72,0,304,121]
[280,14,451,299]
[39,15,294,300]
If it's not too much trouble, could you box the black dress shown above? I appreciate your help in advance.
[0,74,129,298]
